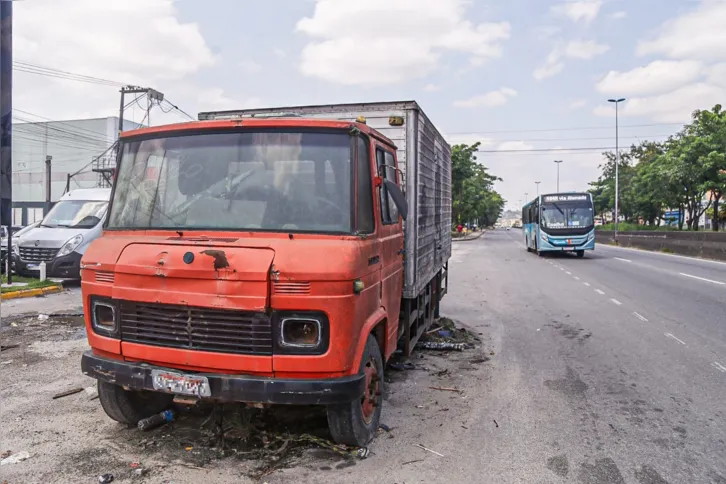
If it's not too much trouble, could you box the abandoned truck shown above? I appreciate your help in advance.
[80,101,452,445]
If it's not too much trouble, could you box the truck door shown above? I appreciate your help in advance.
[375,145,405,348]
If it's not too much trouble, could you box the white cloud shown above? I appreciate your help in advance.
[534,62,564,80]
[637,1,726,62]
[296,0,511,85]
[498,140,534,151]
[551,0,603,24]
[273,48,287,59]
[563,40,609,59]
[706,63,726,88]
[610,11,627,20]
[596,60,704,96]
[568,99,587,110]
[593,83,725,123]
[424,83,442,92]
[533,40,608,80]
[445,134,495,148]
[239,60,263,74]
[453,88,517,108]
[12,0,237,123]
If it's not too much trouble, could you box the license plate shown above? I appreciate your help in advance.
[151,369,211,397]
[562,247,575,251]
[27,264,39,270]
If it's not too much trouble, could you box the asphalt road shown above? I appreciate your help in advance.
[439,229,726,484]
[2,230,725,483]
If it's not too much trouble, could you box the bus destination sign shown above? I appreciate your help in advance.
[543,194,588,202]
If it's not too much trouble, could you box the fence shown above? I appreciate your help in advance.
[596,230,726,261]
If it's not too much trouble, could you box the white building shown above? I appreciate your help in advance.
[11,116,141,225]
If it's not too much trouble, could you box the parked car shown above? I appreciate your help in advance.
[15,188,111,279]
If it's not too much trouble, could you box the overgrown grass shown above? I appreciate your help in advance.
[1,274,59,294]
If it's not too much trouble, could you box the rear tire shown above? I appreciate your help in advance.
[327,335,383,446]
[576,250,585,258]
[97,381,174,425]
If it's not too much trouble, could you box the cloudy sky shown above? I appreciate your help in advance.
[12,0,726,209]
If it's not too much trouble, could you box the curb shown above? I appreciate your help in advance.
[1,284,64,300]
[452,231,485,242]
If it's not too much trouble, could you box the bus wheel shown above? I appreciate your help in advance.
[576,250,585,258]
[327,335,383,446]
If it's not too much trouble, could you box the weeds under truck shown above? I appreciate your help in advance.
[81,101,452,446]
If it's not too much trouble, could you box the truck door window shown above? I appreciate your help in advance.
[357,136,374,234]
[376,149,399,225]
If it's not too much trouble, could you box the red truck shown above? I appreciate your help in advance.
[81,101,452,445]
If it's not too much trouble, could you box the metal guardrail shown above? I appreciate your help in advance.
[596,230,726,261]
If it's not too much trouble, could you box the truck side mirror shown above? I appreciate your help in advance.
[384,179,408,221]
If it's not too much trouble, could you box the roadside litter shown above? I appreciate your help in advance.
[52,387,84,399]
[389,362,416,371]
[1,451,31,465]
[98,473,114,483]
[138,409,176,431]
[429,386,463,394]
[416,341,465,351]
[414,443,444,457]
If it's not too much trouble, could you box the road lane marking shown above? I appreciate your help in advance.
[598,244,726,266]
[566,271,572,275]
[584,282,591,287]
[665,333,686,345]
[560,268,565,271]
[633,312,648,322]
[712,362,726,373]
[574,276,580,280]
[678,273,725,285]
[615,257,632,263]
[595,289,605,295]
[610,298,622,306]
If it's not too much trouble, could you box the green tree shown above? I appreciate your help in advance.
[451,143,505,227]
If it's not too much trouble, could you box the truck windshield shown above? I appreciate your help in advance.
[541,201,593,229]
[108,130,352,233]
[41,200,108,229]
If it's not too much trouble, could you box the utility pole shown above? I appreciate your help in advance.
[554,160,563,192]
[45,156,52,214]
[608,98,626,237]
[118,86,164,135]
[535,181,541,198]
[1,1,13,285]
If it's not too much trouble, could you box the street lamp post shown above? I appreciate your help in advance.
[535,181,541,198]
[554,160,563,192]
[525,193,529,204]
[608,98,626,236]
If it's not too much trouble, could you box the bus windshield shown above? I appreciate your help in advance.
[107,130,352,233]
[541,201,593,229]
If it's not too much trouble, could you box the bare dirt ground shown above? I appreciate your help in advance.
[0,292,493,484]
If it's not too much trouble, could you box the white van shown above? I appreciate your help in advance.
[15,188,111,279]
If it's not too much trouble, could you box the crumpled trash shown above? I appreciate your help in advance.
[356,447,370,459]
[389,362,416,371]
[0,451,30,465]
[134,468,148,477]
[416,341,465,351]
[437,330,453,338]
[37,314,49,321]
[98,473,114,483]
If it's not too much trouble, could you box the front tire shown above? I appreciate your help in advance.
[97,381,174,425]
[327,335,383,446]
[576,250,585,258]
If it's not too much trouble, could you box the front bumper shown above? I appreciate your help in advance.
[81,351,366,405]
[14,251,82,278]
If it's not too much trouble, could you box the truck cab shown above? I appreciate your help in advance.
[81,118,409,445]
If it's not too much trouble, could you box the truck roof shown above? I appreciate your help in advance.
[119,118,397,149]
[198,100,420,120]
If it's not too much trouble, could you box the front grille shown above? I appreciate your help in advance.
[273,281,311,295]
[94,271,115,283]
[119,302,273,355]
[19,247,58,263]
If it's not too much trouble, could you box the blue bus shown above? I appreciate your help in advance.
[522,192,595,257]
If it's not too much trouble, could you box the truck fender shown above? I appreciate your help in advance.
[351,307,388,372]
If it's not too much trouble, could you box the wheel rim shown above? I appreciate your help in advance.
[361,356,379,423]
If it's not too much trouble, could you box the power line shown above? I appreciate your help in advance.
[477,147,616,154]
[13,60,127,87]
[162,99,195,121]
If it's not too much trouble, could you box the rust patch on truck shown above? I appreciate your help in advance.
[200,249,230,270]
